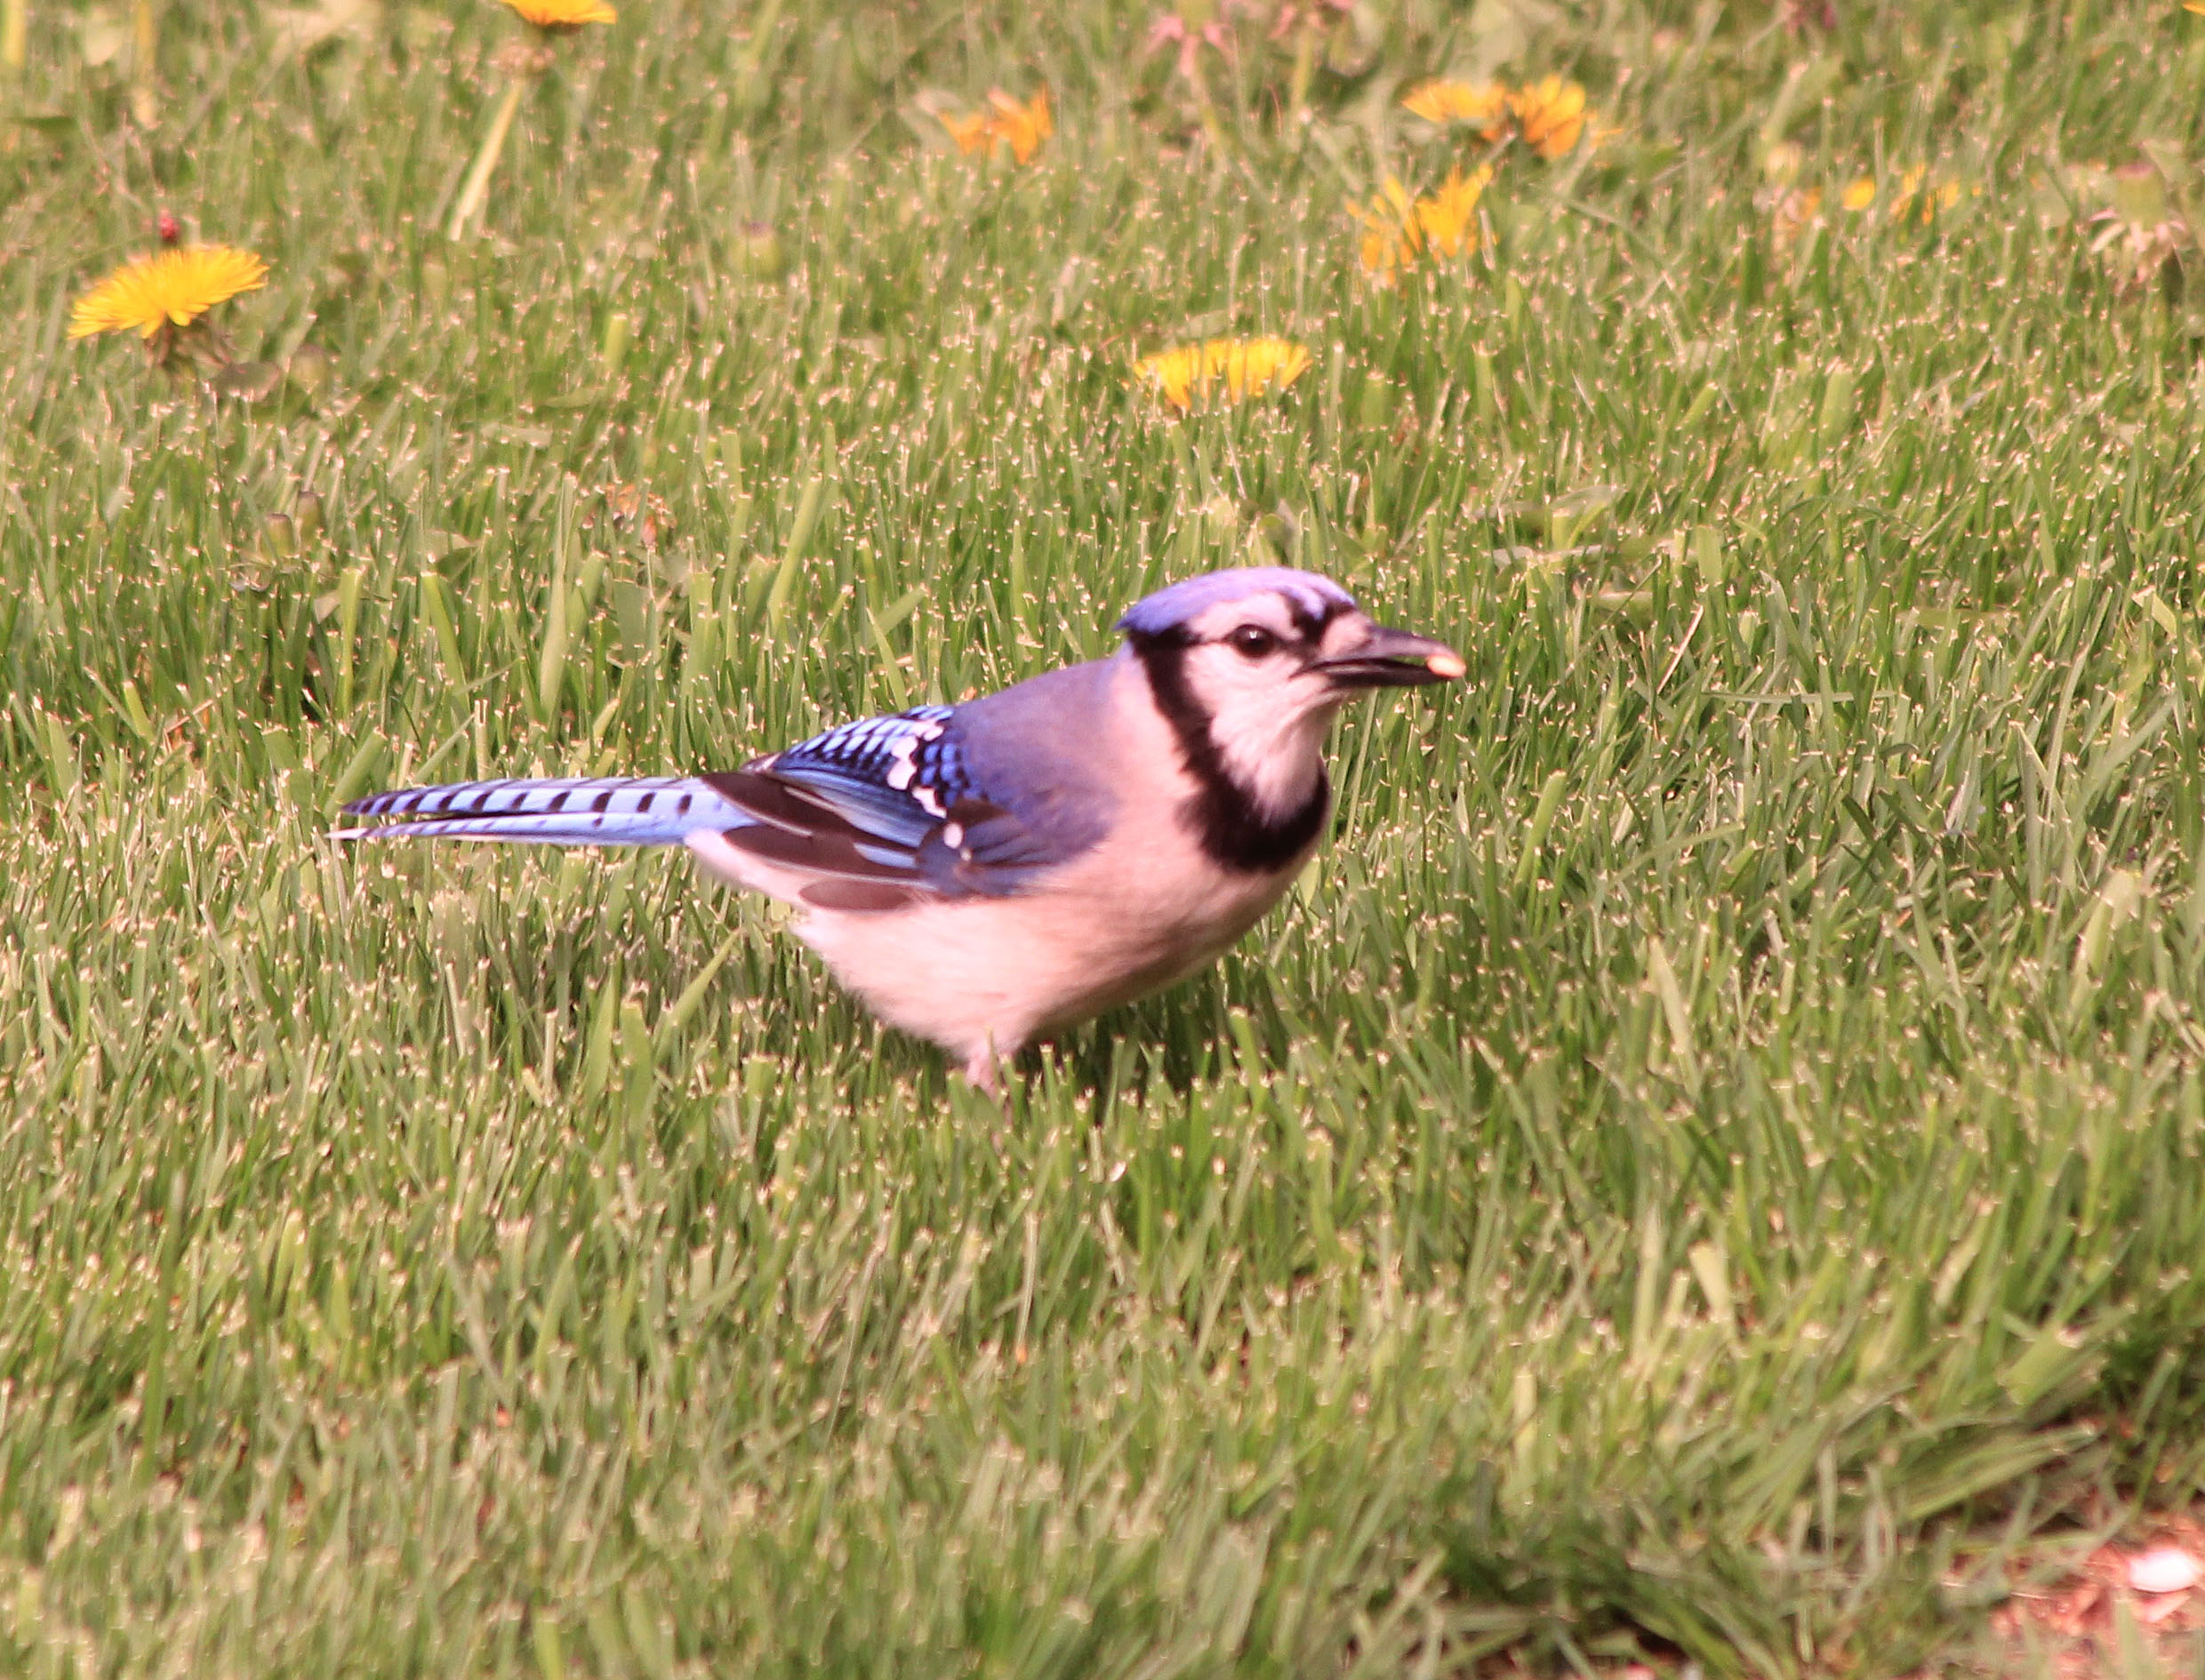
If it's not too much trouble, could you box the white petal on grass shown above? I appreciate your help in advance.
[2127,1548,2202,1596]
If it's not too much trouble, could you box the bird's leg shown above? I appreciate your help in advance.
[961,1048,1000,1093]
[960,1038,1011,1100]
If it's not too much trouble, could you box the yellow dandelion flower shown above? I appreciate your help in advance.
[499,0,616,29]
[68,245,270,341]
[1509,76,1587,160]
[1413,165,1492,259]
[986,86,1052,164]
[1400,78,1509,134]
[1888,164,1960,226]
[1133,337,1311,411]
[1840,176,1877,212]
[942,108,992,154]
[1359,229,1405,280]
[1353,170,1488,284]
[1353,176,1422,283]
[942,88,1052,164]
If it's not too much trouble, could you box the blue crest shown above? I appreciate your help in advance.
[1116,567,1358,638]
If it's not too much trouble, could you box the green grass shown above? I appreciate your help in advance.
[5,0,2205,1673]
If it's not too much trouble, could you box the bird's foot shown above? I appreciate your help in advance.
[960,1047,1013,1106]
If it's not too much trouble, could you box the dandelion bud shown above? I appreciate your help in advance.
[2113,162,2168,229]
[1357,374,1393,429]
[210,361,285,402]
[286,344,334,399]
[734,221,785,279]
[1761,140,1805,185]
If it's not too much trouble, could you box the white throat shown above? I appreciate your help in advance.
[1206,694,1341,817]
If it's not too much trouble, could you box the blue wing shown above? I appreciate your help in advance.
[339,678,1116,913]
[700,700,1110,907]
[751,706,964,848]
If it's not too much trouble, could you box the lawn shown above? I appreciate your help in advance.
[5,0,2205,1673]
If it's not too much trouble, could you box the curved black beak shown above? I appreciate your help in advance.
[1315,623,1467,689]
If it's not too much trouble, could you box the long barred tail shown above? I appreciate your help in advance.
[334,776,748,846]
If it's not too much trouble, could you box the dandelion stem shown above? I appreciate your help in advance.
[1287,28,1315,121]
[2,0,28,76]
[1186,62,1227,152]
[129,0,156,126]
[448,72,531,241]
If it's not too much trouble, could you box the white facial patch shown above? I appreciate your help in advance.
[1317,612,1377,660]
[1180,604,1372,819]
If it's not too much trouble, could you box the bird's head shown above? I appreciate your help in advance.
[1118,566,1464,827]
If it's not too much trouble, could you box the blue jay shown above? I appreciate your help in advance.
[339,566,1464,1089]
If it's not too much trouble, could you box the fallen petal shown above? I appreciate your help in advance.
[2129,1547,2203,1595]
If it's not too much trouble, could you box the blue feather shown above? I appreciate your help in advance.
[336,777,742,846]
[341,679,1119,903]
[1117,566,1357,637]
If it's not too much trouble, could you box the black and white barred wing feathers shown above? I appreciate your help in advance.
[337,704,1100,908]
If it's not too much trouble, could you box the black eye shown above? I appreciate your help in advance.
[1227,625,1279,659]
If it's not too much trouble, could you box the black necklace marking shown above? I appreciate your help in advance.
[1130,631,1331,874]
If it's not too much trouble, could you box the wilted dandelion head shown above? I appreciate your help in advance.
[499,0,616,30]
[68,245,270,341]
[1146,10,1239,80]
[1770,186,1822,247]
[2081,164,2184,295]
[1133,338,1311,411]
[1400,78,1508,132]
